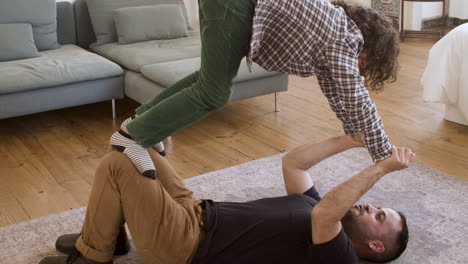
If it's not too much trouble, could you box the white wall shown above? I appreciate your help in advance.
[183,0,199,27]
[362,0,372,7]
[450,0,468,19]
[347,0,372,7]
[403,2,444,30]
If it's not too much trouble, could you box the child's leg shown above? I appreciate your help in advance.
[135,71,200,115]
[110,0,257,174]
[125,0,257,148]
[119,72,201,157]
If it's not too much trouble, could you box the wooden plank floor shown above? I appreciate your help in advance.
[0,38,467,227]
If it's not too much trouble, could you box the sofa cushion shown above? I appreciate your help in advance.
[73,0,97,49]
[0,0,59,51]
[0,45,123,95]
[0,24,40,62]
[114,5,189,45]
[87,0,192,46]
[140,57,280,87]
[89,30,201,72]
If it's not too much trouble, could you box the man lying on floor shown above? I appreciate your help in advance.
[39,135,415,264]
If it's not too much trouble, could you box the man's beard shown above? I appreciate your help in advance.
[341,209,369,242]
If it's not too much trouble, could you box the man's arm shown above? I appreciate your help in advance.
[311,146,416,244]
[282,135,364,195]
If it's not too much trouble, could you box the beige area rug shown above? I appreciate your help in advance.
[1,148,467,264]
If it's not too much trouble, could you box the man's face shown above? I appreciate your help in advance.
[342,204,402,243]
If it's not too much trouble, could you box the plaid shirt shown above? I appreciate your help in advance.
[247,0,392,162]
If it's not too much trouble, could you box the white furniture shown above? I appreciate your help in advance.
[421,23,468,126]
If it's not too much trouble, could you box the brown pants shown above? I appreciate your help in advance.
[75,150,205,264]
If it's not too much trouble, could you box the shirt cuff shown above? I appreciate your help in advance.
[364,130,392,163]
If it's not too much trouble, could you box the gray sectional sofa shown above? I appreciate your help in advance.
[0,0,288,120]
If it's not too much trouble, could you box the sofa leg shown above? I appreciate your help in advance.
[112,99,116,120]
[275,92,280,112]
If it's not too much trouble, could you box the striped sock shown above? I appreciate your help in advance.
[110,130,156,179]
[121,117,166,156]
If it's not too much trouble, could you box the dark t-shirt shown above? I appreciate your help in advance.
[191,187,357,264]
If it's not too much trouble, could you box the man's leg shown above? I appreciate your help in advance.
[73,151,204,264]
[146,149,195,201]
[125,0,257,148]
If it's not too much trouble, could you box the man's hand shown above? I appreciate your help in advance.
[376,146,416,173]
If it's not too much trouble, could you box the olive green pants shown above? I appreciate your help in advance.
[126,0,257,148]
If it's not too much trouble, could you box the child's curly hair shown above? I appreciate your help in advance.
[333,1,400,92]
